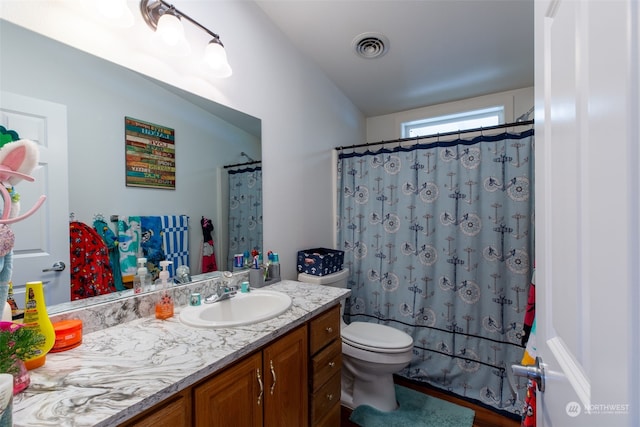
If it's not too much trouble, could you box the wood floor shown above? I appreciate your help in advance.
[340,375,521,427]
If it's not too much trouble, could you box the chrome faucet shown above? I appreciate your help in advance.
[175,265,191,284]
[204,279,237,304]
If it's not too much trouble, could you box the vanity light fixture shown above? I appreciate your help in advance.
[140,0,232,77]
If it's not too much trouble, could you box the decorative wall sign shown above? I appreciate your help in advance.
[125,117,175,189]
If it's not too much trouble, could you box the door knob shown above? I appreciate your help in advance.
[42,261,66,272]
[511,356,545,392]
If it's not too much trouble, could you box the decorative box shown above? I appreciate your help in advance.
[296,248,344,276]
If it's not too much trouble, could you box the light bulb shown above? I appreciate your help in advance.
[95,0,134,27]
[204,40,232,78]
[156,13,184,47]
[151,10,191,57]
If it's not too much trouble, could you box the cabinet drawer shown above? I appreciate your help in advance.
[310,372,341,426]
[311,338,341,392]
[313,402,340,427]
[309,305,341,354]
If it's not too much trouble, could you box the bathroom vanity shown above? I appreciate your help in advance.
[12,280,349,427]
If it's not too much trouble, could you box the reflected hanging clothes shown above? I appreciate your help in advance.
[201,216,217,273]
[139,216,165,279]
[117,216,165,284]
[69,221,116,300]
[93,218,124,291]
[117,216,141,284]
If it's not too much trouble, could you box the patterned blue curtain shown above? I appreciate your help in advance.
[337,128,534,416]
[227,166,263,270]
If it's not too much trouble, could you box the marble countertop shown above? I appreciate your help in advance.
[13,280,350,427]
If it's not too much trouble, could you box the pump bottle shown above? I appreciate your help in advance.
[133,257,150,294]
[155,260,174,320]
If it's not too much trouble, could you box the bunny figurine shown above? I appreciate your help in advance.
[0,139,47,286]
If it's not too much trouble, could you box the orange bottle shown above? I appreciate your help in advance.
[155,261,174,320]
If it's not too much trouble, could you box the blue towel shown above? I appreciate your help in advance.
[118,216,166,282]
[117,216,141,280]
[161,215,189,278]
[140,216,165,279]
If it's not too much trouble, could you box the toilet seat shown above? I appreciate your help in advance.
[342,321,413,353]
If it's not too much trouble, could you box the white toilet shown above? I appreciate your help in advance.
[298,269,414,412]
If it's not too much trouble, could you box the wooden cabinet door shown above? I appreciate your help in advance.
[194,352,263,427]
[263,325,308,427]
[120,389,191,427]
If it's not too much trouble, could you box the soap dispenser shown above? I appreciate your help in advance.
[155,260,174,320]
[133,257,150,294]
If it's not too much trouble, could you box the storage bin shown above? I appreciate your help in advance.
[297,248,344,276]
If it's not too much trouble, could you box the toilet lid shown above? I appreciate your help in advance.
[342,321,413,351]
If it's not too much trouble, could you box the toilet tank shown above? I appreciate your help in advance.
[298,268,349,288]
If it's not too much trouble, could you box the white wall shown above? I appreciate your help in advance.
[0,0,366,280]
[366,87,534,142]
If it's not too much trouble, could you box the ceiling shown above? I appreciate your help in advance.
[255,0,534,117]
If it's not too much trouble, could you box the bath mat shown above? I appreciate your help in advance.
[349,385,475,427]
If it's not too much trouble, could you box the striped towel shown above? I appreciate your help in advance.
[161,215,190,278]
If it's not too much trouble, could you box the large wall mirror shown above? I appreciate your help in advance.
[0,19,262,311]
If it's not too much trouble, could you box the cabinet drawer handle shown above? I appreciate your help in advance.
[328,361,336,368]
[327,393,334,401]
[325,327,333,333]
[269,360,277,395]
[257,368,263,405]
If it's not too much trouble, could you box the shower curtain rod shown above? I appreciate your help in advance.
[223,160,262,169]
[335,119,534,151]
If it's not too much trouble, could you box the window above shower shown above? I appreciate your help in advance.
[401,106,505,138]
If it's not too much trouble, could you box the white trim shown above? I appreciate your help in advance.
[547,336,591,410]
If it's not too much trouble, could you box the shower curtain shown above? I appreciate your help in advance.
[227,166,263,270]
[337,127,534,416]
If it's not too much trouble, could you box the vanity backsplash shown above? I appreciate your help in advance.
[49,271,250,334]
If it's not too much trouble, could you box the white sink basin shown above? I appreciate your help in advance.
[179,289,292,328]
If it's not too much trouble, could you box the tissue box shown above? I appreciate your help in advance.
[297,248,344,276]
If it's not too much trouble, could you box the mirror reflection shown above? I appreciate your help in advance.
[0,20,262,311]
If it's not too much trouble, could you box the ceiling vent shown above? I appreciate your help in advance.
[352,32,389,59]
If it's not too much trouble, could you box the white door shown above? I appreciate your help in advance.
[532,1,638,426]
[0,92,70,306]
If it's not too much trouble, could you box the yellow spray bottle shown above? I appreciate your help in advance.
[22,281,55,369]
